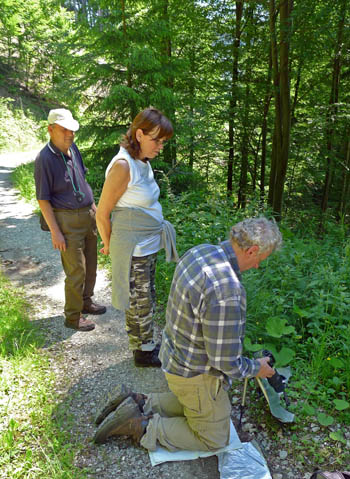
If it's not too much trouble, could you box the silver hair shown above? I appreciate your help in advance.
[230,217,282,254]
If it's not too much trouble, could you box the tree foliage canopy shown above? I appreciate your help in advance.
[1,0,350,218]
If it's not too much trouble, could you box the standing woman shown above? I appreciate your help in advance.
[96,108,178,367]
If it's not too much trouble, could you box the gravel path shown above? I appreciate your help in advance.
[0,150,219,479]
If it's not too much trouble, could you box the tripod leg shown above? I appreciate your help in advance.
[238,378,249,429]
[241,377,248,407]
[256,377,270,405]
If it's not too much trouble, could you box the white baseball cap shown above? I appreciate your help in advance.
[48,108,79,132]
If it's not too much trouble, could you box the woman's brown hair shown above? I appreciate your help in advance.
[121,107,173,159]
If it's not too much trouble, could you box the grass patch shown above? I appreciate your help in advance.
[0,97,45,153]
[11,161,38,208]
[0,271,88,479]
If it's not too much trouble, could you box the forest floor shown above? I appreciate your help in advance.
[0,150,339,479]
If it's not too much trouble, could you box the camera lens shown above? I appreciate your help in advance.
[268,371,286,393]
[256,349,287,393]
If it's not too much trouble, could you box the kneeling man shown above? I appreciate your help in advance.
[95,216,282,451]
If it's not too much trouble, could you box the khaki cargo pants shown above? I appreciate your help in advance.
[141,372,232,452]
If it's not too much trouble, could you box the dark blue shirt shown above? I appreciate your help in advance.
[34,141,94,209]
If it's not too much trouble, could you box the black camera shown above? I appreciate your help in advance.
[256,349,287,393]
[74,191,85,203]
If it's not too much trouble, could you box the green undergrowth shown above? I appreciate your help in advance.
[0,97,45,153]
[0,272,88,479]
[11,161,38,208]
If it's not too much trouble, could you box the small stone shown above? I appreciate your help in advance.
[273,474,283,479]
[279,450,288,460]
[242,423,253,432]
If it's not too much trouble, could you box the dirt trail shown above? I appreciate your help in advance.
[0,150,219,479]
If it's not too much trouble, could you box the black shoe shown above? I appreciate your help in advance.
[82,302,107,315]
[133,348,161,368]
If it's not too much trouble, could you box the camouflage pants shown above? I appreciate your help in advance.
[125,253,157,351]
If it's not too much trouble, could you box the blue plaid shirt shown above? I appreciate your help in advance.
[159,240,260,385]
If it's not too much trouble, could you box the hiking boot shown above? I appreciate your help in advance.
[64,315,95,332]
[82,302,107,315]
[95,384,147,425]
[133,345,161,368]
[94,396,150,444]
[108,415,150,444]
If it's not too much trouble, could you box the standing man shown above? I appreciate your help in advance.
[94,217,282,450]
[35,108,106,332]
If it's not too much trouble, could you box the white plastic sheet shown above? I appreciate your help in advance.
[148,421,242,466]
[217,442,272,479]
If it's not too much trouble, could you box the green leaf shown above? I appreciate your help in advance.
[333,399,349,411]
[274,347,295,367]
[329,431,347,444]
[293,305,312,318]
[302,403,316,416]
[244,337,264,352]
[328,357,344,369]
[265,317,296,338]
[331,377,344,386]
[317,413,334,427]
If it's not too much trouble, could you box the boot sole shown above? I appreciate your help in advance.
[134,361,161,368]
[94,397,141,444]
[81,308,107,315]
[95,384,131,425]
[64,322,95,332]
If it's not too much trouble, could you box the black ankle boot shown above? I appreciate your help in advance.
[133,347,161,368]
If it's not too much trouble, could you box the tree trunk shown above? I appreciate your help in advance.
[161,0,176,166]
[320,0,346,214]
[268,0,280,207]
[121,0,137,120]
[189,48,195,171]
[260,51,272,203]
[268,0,293,221]
[338,136,350,219]
[227,0,243,197]
[238,87,249,209]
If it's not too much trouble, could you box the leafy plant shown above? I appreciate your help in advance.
[317,412,334,427]
[329,430,347,444]
[265,317,296,338]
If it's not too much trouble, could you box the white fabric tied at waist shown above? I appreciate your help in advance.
[109,207,179,310]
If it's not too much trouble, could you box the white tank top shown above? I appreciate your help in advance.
[105,146,163,256]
